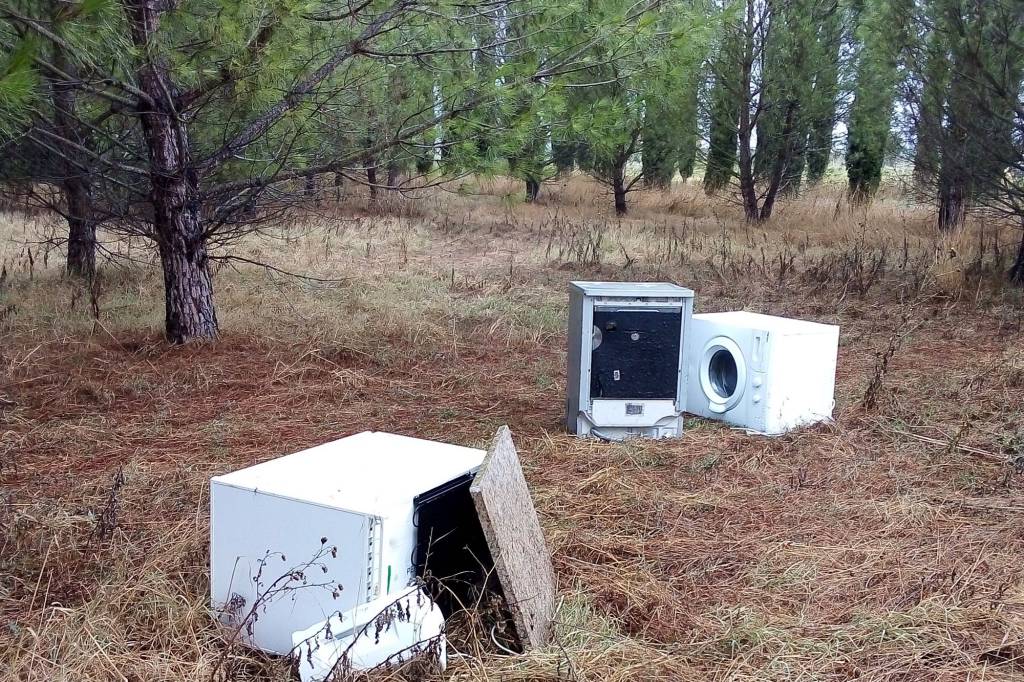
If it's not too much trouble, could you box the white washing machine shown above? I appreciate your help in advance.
[685,311,839,435]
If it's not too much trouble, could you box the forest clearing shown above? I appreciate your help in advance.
[2,0,1024,675]
[2,176,1023,680]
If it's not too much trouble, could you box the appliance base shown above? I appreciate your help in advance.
[574,413,683,441]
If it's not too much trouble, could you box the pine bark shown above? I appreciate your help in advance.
[612,163,627,215]
[525,178,540,203]
[366,166,378,199]
[1011,228,1024,286]
[65,191,97,278]
[736,3,759,222]
[49,38,97,278]
[386,162,401,188]
[759,103,799,221]
[127,0,218,343]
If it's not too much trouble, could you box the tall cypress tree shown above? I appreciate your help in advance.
[805,4,844,185]
[846,0,914,202]
[911,11,950,188]
[934,0,1024,229]
[751,0,822,196]
[642,99,677,188]
[552,140,576,174]
[703,70,738,193]
[677,82,699,180]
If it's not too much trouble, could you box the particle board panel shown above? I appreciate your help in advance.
[470,426,556,651]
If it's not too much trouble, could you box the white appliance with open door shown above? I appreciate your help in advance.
[685,311,839,435]
[210,431,485,656]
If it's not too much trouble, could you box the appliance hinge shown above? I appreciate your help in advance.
[366,516,382,601]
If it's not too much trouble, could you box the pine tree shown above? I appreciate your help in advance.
[569,0,713,213]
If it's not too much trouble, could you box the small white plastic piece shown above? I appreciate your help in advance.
[291,585,446,682]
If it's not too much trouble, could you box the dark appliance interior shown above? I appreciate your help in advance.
[590,308,681,400]
[413,472,508,623]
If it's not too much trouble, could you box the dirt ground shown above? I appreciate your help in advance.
[2,177,1024,680]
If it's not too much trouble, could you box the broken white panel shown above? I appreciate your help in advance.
[292,585,446,682]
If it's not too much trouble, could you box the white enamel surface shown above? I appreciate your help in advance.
[686,312,839,435]
[212,431,485,515]
[589,398,679,427]
[570,281,696,299]
[692,311,837,336]
[210,432,484,655]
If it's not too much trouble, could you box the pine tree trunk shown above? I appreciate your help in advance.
[525,178,540,203]
[334,172,344,200]
[65,205,97,278]
[366,166,378,199]
[758,102,799,222]
[805,120,833,185]
[48,40,96,278]
[1011,227,1024,285]
[781,133,806,197]
[737,58,759,222]
[157,221,218,343]
[127,0,218,343]
[612,164,627,215]
[738,133,758,222]
[387,163,401,189]
[937,176,967,231]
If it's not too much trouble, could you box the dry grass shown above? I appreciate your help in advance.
[2,176,1024,681]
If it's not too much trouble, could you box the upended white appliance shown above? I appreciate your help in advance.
[685,311,839,435]
[210,431,486,656]
[566,281,695,440]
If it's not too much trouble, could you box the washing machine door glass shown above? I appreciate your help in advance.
[699,336,746,413]
[709,349,738,397]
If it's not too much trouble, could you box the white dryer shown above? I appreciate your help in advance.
[685,311,839,435]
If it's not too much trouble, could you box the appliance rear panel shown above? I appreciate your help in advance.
[590,309,681,400]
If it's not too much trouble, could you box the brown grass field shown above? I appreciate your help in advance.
[1,176,1024,681]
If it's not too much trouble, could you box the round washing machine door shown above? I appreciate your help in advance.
[699,336,747,414]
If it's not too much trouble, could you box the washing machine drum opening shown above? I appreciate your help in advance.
[708,349,738,399]
[699,336,747,413]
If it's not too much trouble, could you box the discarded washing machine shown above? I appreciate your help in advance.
[566,281,694,440]
[685,311,839,435]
